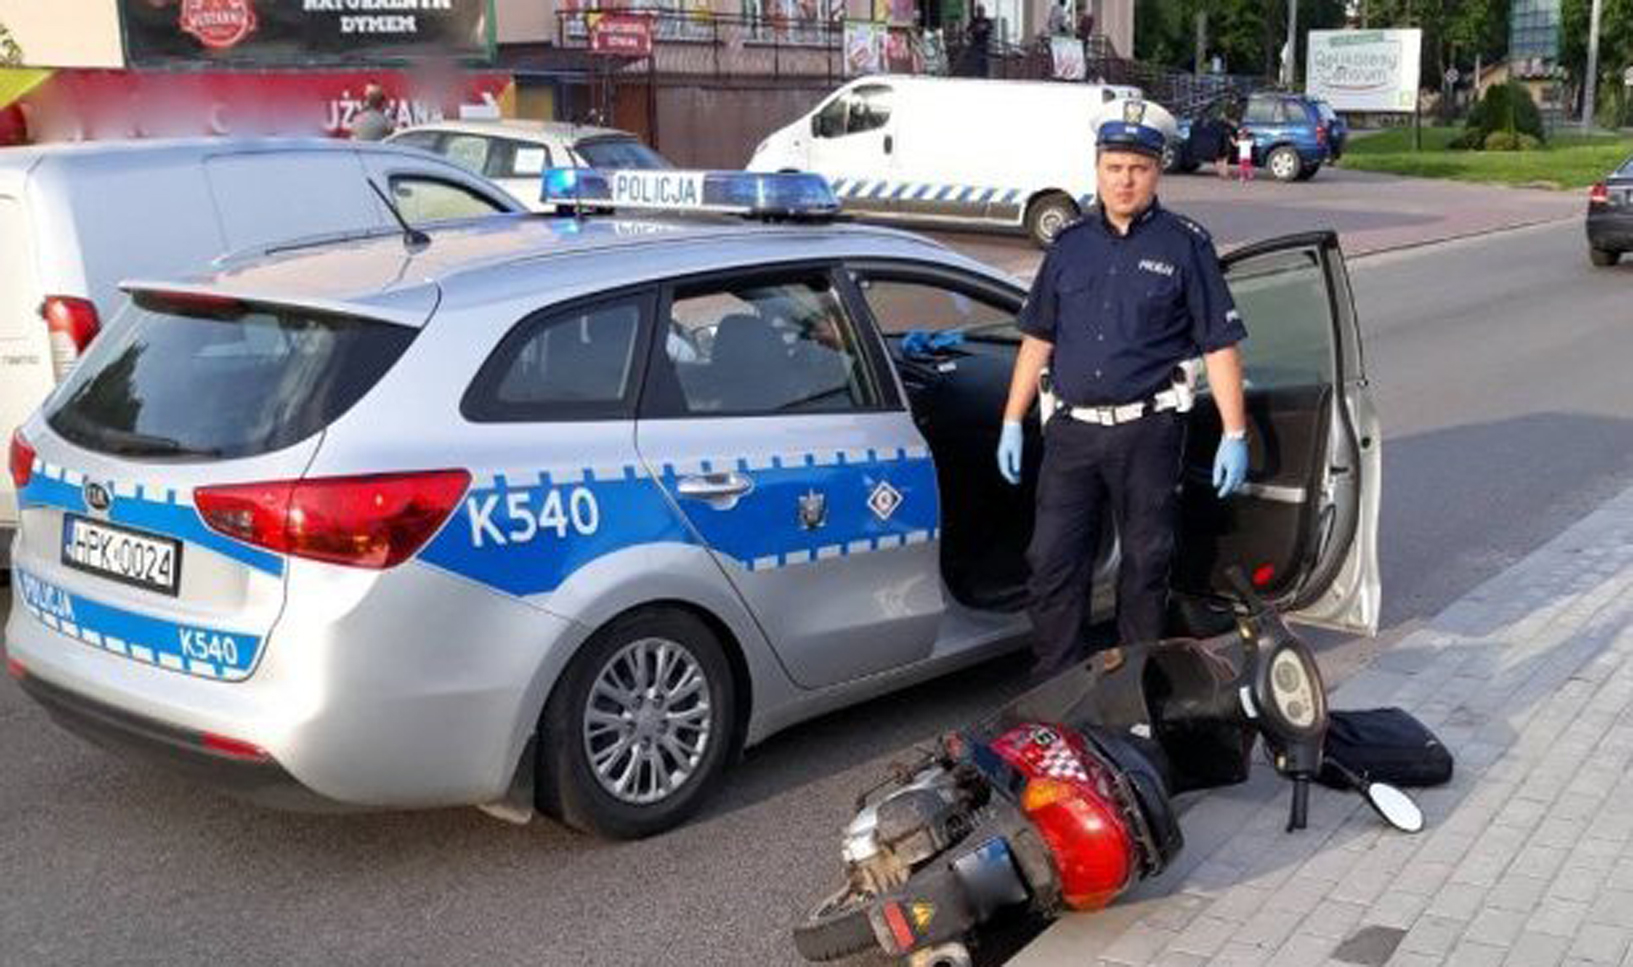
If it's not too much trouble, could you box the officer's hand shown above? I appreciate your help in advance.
[997,420,1024,485]
[1213,435,1248,498]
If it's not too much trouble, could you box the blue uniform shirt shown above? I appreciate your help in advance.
[1017,200,1246,406]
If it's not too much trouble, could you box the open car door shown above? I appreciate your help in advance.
[1171,231,1381,635]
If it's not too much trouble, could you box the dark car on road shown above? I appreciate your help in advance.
[1587,157,1633,267]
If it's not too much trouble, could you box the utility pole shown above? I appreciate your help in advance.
[1195,9,1207,77]
[1585,0,1604,127]
[1284,0,1298,87]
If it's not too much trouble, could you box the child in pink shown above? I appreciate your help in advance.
[1235,130,1254,182]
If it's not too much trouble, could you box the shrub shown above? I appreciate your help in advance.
[1447,128,1487,150]
[1483,130,1541,151]
[1466,81,1545,144]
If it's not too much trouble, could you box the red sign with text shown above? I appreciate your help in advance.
[590,14,654,57]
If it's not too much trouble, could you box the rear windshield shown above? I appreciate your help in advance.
[48,295,414,459]
[575,137,671,170]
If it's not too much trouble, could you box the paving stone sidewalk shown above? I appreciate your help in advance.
[1014,484,1633,967]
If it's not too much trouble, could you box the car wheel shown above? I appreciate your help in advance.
[1025,192,1079,248]
[1267,146,1302,183]
[1590,247,1622,267]
[537,606,736,839]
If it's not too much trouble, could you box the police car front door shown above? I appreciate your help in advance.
[636,267,943,689]
[1171,231,1381,635]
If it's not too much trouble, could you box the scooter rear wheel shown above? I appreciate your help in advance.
[793,886,878,961]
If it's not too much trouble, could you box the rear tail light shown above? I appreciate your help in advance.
[5,657,26,681]
[195,470,470,569]
[39,296,101,381]
[1590,182,1610,205]
[8,428,35,490]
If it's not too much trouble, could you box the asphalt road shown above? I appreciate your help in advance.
[2,215,1630,967]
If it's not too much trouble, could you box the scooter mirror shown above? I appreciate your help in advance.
[1365,782,1424,833]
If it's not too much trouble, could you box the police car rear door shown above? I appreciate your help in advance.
[636,264,943,689]
[1171,231,1381,635]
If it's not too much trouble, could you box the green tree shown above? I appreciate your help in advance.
[1562,0,1633,122]
[1135,0,1344,78]
[1358,0,1509,87]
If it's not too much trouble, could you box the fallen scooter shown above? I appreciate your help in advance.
[793,568,1424,966]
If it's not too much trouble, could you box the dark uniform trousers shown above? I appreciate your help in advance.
[1025,409,1185,679]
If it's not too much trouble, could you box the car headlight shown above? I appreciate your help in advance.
[1268,648,1318,729]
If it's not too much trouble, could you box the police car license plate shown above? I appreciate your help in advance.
[61,514,181,596]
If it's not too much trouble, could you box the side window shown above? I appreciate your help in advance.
[488,138,551,179]
[855,276,1015,335]
[651,274,882,416]
[813,85,893,139]
[389,176,508,222]
[391,130,442,152]
[1243,97,1279,125]
[463,295,648,422]
[1222,246,1335,390]
[846,85,893,135]
[442,134,492,175]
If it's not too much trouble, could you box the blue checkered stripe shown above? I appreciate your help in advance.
[13,568,262,681]
[828,178,1026,207]
[416,447,940,598]
[17,459,285,577]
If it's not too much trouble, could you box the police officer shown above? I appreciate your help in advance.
[996,108,1250,680]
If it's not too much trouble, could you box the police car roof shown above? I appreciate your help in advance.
[394,119,636,143]
[124,212,1001,327]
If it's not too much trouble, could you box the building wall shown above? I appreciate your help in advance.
[495,0,1131,51]
[0,0,124,68]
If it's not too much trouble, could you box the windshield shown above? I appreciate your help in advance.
[575,137,671,170]
[48,295,415,459]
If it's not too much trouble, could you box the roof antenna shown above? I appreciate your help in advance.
[367,178,431,252]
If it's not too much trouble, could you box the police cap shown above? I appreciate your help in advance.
[1096,100,1166,159]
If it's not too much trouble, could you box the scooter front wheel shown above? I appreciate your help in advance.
[794,885,879,962]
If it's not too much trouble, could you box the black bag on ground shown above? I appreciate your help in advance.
[1317,707,1454,789]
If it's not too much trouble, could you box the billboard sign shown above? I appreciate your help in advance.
[119,0,495,67]
[1306,29,1422,112]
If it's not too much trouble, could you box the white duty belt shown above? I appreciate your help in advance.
[1039,358,1201,428]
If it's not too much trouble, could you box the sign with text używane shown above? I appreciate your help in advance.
[1305,29,1422,112]
[119,0,494,67]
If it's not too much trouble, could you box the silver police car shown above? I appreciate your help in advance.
[4,172,1380,838]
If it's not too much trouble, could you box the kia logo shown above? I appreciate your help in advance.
[84,481,112,513]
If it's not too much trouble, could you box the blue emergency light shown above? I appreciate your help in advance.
[540,168,840,221]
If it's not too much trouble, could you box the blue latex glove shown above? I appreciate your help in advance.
[997,421,1023,485]
[1213,435,1248,498]
[901,329,966,357]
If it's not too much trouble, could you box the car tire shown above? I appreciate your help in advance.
[1267,146,1302,183]
[1296,162,1320,181]
[536,606,736,839]
[1162,140,1181,173]
[793,887,879,962]
[1590,247,1622,267]
[1025,192,1079,248]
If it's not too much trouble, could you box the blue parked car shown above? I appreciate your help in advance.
[1239,92,1332,181]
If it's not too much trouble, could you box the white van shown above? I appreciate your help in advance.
[748,76,1176,248]
[0,138,525,569]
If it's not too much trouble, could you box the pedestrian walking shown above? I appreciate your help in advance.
[995,106,1250,681]
[348,82,395,142]
[963,5,993,77]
